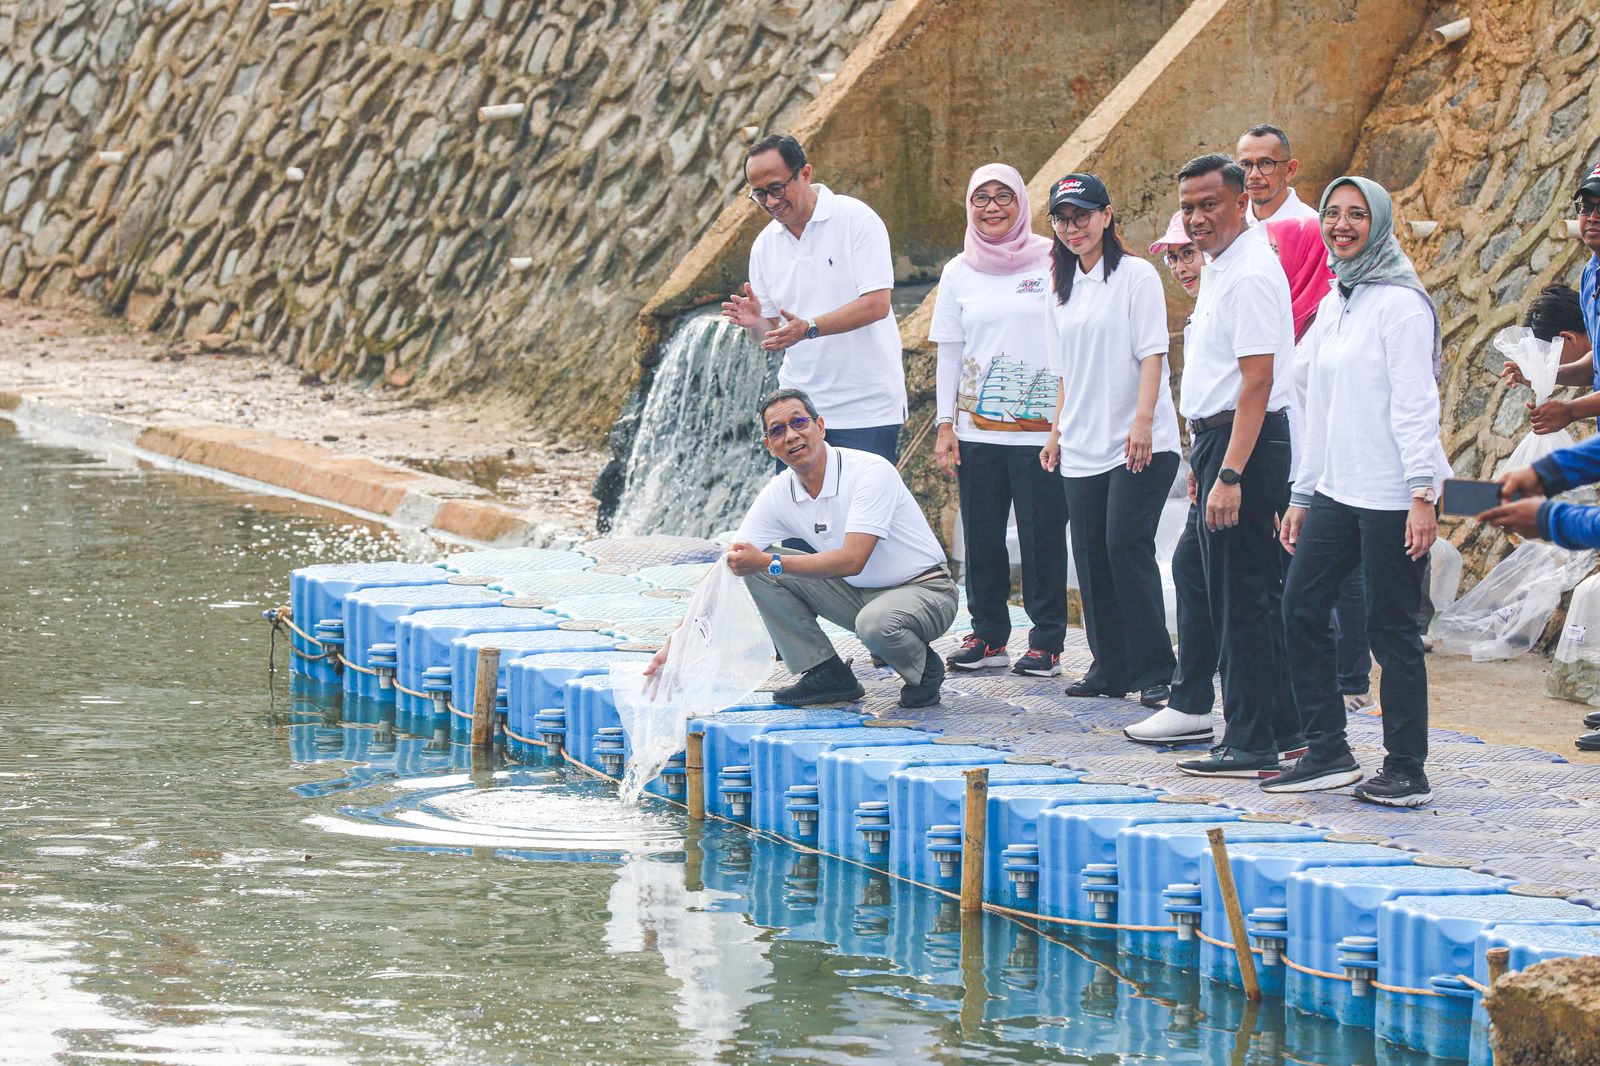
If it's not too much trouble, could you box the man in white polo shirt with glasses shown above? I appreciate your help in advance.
[1237,123,1319,226]
[1169,154,1302,779]
[723,135,908,464]
[725,387,958,709]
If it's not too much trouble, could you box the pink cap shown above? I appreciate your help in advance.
[1148,210,1192,255]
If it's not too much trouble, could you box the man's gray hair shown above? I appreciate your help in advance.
[757,387,820,424]
[1243,123,1291,158]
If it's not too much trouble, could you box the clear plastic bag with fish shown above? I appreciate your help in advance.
[1432,540,1597,660]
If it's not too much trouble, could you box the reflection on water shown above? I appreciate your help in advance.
[0,422,1457,1065]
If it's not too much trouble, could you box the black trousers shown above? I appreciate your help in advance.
[1168,502,1216,714]
[956,440,1069,654]
[1191,413,1300,756]
[1284,493,1430,776]
[1061,451,1180,691]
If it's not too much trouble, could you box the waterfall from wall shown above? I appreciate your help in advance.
[611,308,783,538]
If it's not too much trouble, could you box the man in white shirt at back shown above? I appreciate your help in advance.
[723,135,908,464]
[1168,154,1303,780]
[718,387,958,709]
[1237,123,1319,226]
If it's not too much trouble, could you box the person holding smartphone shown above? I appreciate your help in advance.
[1270,176,1449,806]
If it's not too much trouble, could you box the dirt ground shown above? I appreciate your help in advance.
[1424,652,1600,763]
[0,297,607,533]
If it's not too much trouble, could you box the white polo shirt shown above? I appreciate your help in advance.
[1045,255,1181,476]
[1291,284,1451,510]
[748,185,908,429]
[1178,224,1297,421]
[1247,186,1319,226]
[929,256,1054,446]
[733,446,947,589]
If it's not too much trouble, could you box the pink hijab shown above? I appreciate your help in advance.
[1266,216,1334,343]
[962,163,1052,275]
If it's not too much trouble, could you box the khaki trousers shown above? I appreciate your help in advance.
[744,565,959,686]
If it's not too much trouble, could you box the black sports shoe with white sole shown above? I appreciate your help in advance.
[1259,753,1363,793]
[773,655,865,706]
[1352,768,1432,807]
[1176,746,1281,778]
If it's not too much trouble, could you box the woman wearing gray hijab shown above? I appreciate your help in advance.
[1263,175,1450,807]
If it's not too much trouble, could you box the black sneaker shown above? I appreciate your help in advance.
[1585,710,1600,730]
[1139,684,1171,708]
[1065,679,1124,698]
[1578,730,1600,752]
[1176,746,1281,778]
[900,646,945,708]
[1259,752,1363,793]
[1012,649,1061,677]
[947,634,1008,671]
[773,655,865,707]
[1352,767,1432,808]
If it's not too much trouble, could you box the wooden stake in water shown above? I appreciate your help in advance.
[960,767,989,912]
[686,731,706,821]
[470,646,500,749]
[1487,946,1510,986]
[1207,827,1260,1002]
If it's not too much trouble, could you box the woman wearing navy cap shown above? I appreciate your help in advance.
[1040,173,1182,707]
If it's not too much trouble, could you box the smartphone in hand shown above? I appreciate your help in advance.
[1442,478,1508,516]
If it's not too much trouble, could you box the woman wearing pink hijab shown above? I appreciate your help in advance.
[930,163,1068,677]
[1266,216,1374,715]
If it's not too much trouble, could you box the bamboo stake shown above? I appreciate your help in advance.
[960,767,989,912]
[1486,946,1510,987]
[1207,827,1260,1002]
[470,646,500,748]
[686,731,706,821]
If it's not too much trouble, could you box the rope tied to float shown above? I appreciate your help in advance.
[264,605,337,662]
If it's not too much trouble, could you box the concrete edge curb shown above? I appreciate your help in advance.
[0,387,582,550]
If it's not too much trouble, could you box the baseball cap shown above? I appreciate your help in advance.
[1578,161,1600,199]
[1048,173,1110,213]
[1148,210,1193,255]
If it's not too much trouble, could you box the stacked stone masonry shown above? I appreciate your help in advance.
[0,0,889,441]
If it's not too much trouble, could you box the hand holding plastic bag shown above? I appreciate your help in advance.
[610,558,773,804]
[1492,325,1576,475]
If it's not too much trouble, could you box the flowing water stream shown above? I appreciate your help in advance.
[0,421,1445,1065]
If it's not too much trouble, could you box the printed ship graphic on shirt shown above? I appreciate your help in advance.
[958,354,1058,433]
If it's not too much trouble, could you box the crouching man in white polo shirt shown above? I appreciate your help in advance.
[728,387,958,708]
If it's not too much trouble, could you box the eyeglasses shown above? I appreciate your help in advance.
[764,415,814,440]
[748,168,801,206]
[1049,209,1098,232]
[970,190,1016,208]
[1320,207,1371,225]
[1574,199,1600,218]
[1163,246,1199,267]
[1239,158,1287,175]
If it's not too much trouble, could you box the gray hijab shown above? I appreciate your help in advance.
[1319,175,1442,378]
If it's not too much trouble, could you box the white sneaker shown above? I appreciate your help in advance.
[1123,706,1215,746]
[1343,692,1375,714]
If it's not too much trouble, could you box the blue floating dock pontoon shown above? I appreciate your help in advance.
[342,583,505,699]
[289,562,450,682]
[1375,891,1600,1059]
[502,650,654,759]
[689,708,867,823]
[748,727,939,842]
[985,783,1156,907]
[1283,863,1510,1028]
[394,605,562,730]
[818,744,1003,866]
[1469,924,1600,1063]
[437,547,593,574]
[446,630,619,738]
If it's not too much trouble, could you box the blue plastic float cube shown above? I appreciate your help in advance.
[447,630,619,738]
[985,783,1156,907]
[688,707,867,823]
[1283,863,1510,1028]
[342,583,504,699]
[747,726,939,841]
[394,604,562,729]
[289,562,449,682]
[502,650,654,760]
[817,743,1003,865]
[1197,840,1415,994]
[1468,923,1600,1064]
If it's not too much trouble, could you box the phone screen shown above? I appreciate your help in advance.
[1442,478,1504,516]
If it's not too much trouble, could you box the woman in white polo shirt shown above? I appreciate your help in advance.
[1039,173,1182,707]
[1267,176,1447,807]
[931,163,1067,677]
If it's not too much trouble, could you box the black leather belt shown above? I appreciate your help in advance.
[911,565,951,583]
[1187,407,1289,435]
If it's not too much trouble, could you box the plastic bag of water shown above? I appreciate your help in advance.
[1549,572,1600,704]
[1492,325,1580,477]
[610,558,772,804]
[1432,540,1597,660]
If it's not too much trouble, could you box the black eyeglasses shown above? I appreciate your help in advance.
[970,190,1016,208]
[1574,198,1600,218]
[764,415,813,440]
[1239,158,1287,175]
[1049,209,1097,232]
[748,169,801,206]
[1163,246,1199,267]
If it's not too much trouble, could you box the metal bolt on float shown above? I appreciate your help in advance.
[533,710,566,752]
[718,766,753,819]
[1247,906,1289,966]
[1001,844,1040,900]
[1338,935,1379,997]
[785,785,820,840]
[595,727,626,777]
[854,801,892,856]
[926,824,963,879]
[1083,863,1119,921]
[1163,882,1203,940]
[421,666,452,720]
[368,643,396,690]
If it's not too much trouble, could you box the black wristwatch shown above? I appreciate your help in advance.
[1218,467,1242,485]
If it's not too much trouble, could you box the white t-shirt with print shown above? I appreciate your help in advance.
[748,185,908,429]
[929,257,1054,447]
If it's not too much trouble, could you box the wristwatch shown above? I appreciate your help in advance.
[768,553,784,576]
[1413,487,1438,504]
[804,318,820,340]
[1218,467,1242,485]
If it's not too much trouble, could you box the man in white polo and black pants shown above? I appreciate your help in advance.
[725,387,958,709]
[723,135,907,464]
[1169,154,1303,778]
